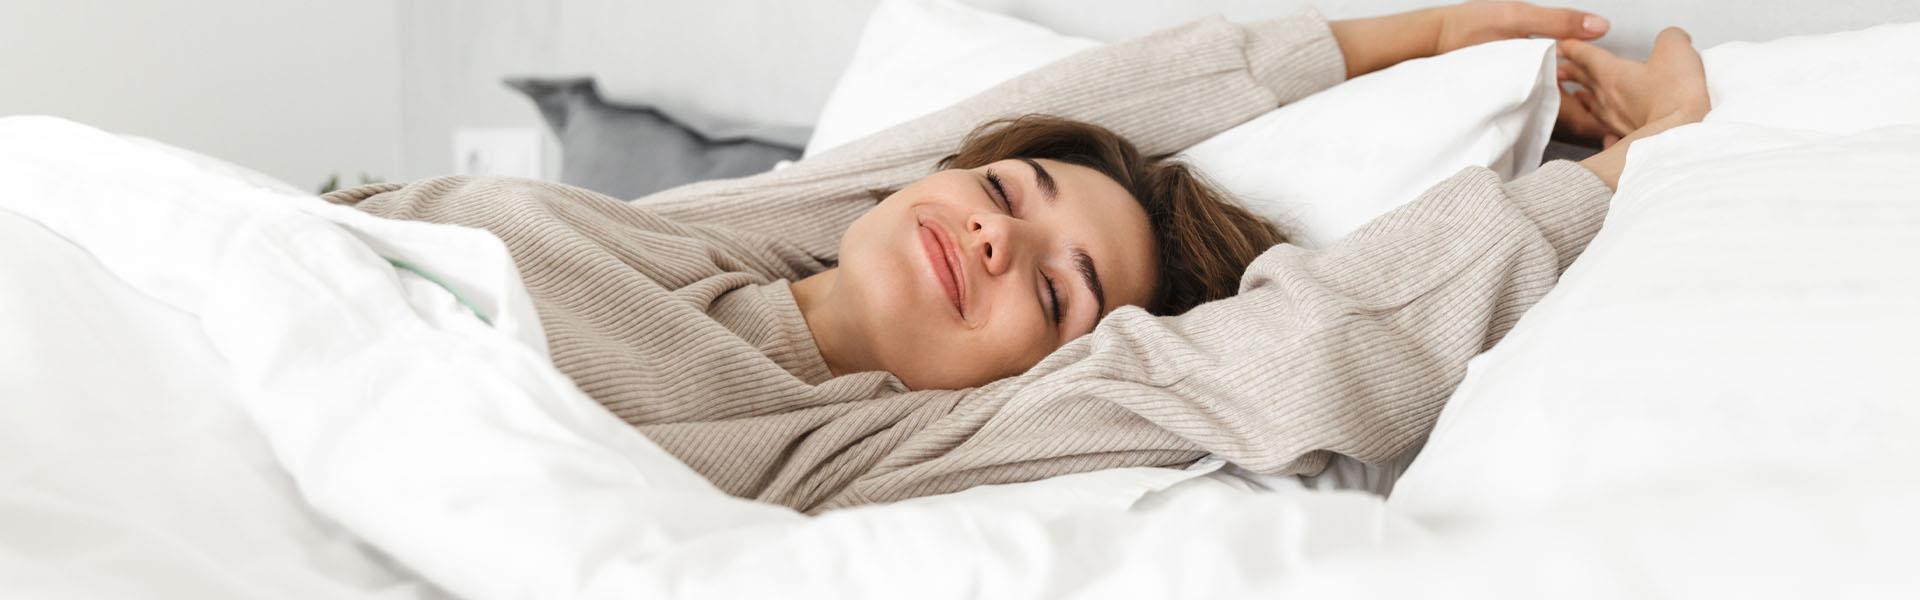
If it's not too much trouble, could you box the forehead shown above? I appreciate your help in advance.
[1015,158,1157,311]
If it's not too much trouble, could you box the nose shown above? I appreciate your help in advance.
[966,211,1019,277]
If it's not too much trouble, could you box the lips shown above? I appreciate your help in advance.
[917,220,966,318]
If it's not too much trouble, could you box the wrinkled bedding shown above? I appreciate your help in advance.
[9,115,1919,599]
[0,116,1414,599]
[0,209,446,599]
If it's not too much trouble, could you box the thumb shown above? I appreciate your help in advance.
[1650,26,1699,63]
[1643,26,1704,74]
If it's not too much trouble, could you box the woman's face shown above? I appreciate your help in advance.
[826,158,1157,390]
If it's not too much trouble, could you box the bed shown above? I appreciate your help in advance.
[6,3,1920,598]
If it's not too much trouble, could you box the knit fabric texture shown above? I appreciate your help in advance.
[324,9,1612,513]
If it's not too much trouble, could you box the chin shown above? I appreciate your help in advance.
[836,206,975,387]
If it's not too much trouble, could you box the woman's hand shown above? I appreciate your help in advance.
[1569,28,1712,190]
[1434,1,1610,55]
[1331,2,1608,80]
[1430,2,1616,146]
[1557,27,1712,147]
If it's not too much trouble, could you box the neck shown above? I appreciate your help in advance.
[789,268,870,378]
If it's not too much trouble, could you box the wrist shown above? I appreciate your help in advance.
[1577,113,1696,191]
[1330,8,1448,79]
[1637,111,1701,140]
[1666,105,1710,126]
[1577,145,1626,192]
[1424,6,1453,58]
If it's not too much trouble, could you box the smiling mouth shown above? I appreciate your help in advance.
[917,221,965,318]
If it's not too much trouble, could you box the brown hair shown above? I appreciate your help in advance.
[915,114,1284,316]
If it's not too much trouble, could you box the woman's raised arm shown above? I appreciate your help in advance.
[634,9,1349,266]
[822,159,1617,508]
[634,2,1613,270]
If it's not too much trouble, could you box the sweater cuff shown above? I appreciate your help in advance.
[1241,7,1349,106]
[1504,160,1614,273]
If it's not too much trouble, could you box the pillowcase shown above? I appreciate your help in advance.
[116,133,309,196]
[1177,38,1556,248]
[806,0,1558,248]
[1385,122,1920,522]
[1702,20,1920,134]
[804,0,1100,157]
[506,77,801,200]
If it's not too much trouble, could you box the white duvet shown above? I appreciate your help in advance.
[0,116,1413,599]
[7,114,1920,599]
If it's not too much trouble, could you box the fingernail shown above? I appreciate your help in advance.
[1583,15,1610,34]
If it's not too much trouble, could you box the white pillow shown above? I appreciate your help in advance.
[804,0,1100,156]
[117,133,309,196]
[807,0,1557,248]
[1703,20,1920,134]
[1178,39,1556,248]
[1386,122,1920,522]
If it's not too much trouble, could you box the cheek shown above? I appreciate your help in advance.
[838,226,936,339]
[985,286,1055,350]
[839,207,895,260]
[871,308,1050,390]
[961,313,1055,379]
[841,253,916,323]
[839,210,914,290]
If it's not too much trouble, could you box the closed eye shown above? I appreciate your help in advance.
[985,169,1059,329]
[985,169,1014,214]
[1042,273,1062,326]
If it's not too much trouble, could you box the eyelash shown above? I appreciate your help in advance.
[1043,274,1063,325]
[985,169,1016,214]
[984,169,1062,328]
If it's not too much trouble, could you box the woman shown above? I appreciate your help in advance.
[326,2,1708,513]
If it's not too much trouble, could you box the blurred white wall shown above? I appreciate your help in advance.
[0,0,402,192]
[9,1,1907,186]
[394,0,1919,181]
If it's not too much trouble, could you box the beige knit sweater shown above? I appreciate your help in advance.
[325,9,1612,513]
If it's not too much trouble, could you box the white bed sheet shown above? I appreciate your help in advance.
[0,116,1419,599]
[0,210,444,599]
[1320,122,1920,599]
[13,114,1918,599]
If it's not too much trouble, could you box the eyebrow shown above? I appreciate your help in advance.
[1017,157,1104,317]
[1017,157,1058,201]
[1072,246,1106,317]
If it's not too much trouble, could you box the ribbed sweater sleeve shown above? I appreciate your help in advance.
[633,9,1347,273]
[327,9,1620,514]
[827,161,1612,507]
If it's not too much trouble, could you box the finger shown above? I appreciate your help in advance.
[1556,64,1578,86]
[1603,133,1621,149]
[1572,86,1599,112]
[1557,38,1619,73]
[1650,26,1702,65]
[1553,90,1609,145]
[1574,88,1632,136]
[1573,88,1603,122]
[1557,57,1599,91]
[1653,26,1693,50]
[1509,5,1610,40]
